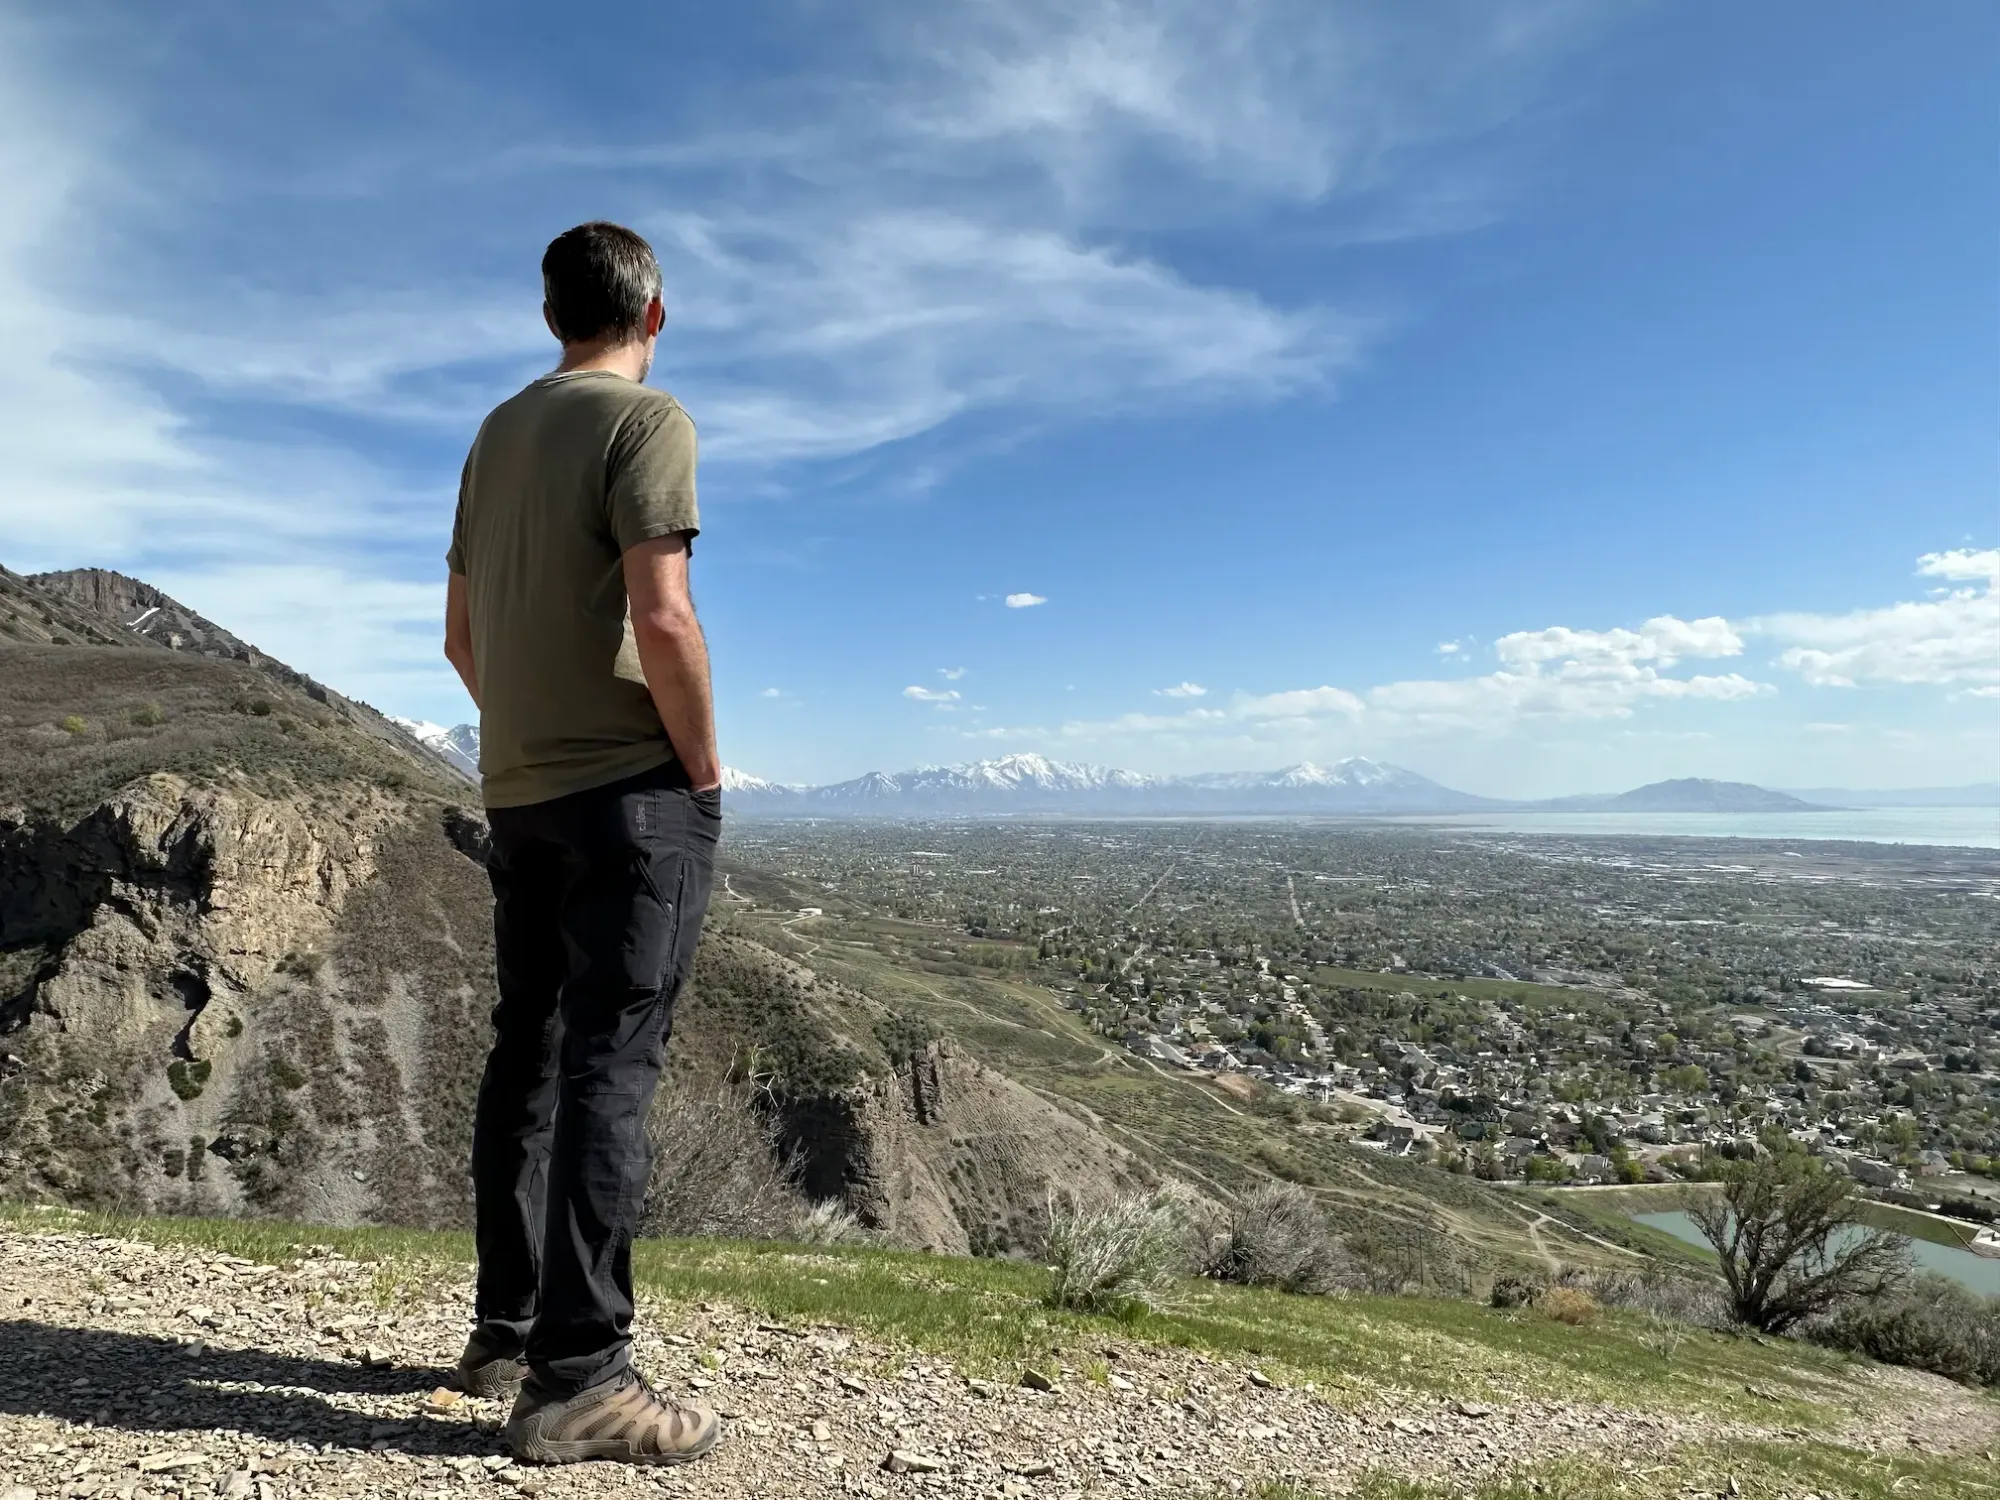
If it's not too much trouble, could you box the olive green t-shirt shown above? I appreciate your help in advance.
[446,370,699,809]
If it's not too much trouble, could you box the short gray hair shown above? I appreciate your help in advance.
[541,221,662,345]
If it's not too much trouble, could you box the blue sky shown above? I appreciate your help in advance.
[2,1,1994,795]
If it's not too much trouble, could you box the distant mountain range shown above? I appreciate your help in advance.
[413,731,1956,817]
[1535,778,1824,814]
[1783,783,2000,808]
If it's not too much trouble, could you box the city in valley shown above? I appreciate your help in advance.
[724,819,2000,1215]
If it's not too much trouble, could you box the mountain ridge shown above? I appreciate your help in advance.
[394,725,1906,818]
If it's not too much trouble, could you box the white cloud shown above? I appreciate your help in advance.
[939,666,967,680]
[1753,551,1999,690]
[1493,615,1743,671]
[1237,685,1366,719]
[903,685,962,703]
[1918,548,2000,583]
[1155,681,1207,697]
[1005,592,1048,609]
[1435,640,1465,656]
[758,687,784,698]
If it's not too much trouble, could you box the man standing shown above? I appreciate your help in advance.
[442,222,723,1467]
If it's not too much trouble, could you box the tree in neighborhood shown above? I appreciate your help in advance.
[1689,1151,1909,1334]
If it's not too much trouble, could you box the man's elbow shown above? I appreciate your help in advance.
[632,602,701,645]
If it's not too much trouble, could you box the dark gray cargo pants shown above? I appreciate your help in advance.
[469,761,719,1394]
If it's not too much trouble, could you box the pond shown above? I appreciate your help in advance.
[1635,1210,2000,1297]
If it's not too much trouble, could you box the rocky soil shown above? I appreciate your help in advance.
[4,1227,1996,1500]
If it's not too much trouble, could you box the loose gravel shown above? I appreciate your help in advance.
[1,1228,1992,1499]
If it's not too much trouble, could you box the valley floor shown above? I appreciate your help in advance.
[0,1210,1995,1500]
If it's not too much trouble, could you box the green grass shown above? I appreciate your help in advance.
[1,1201,1871,1426]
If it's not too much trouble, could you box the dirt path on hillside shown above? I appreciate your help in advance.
[2,1227,1995,1500]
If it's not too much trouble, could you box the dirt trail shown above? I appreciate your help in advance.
[3,1227,1996,1500]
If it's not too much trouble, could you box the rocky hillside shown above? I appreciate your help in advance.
[0,568,1151,1251]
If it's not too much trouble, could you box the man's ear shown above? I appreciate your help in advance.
[646,297,665,339]
[543,301,563,342]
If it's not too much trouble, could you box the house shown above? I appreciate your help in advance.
[1573,1154,1616,1184]
[1845,1156,1905,1190]
[1498,1137,1540,1176]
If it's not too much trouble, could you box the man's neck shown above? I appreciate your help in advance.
[554,338,649,382]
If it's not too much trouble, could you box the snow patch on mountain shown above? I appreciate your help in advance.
[390,718,480,778]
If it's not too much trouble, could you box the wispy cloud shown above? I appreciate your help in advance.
[0,2,1600,725]
[1155,681,1206,697]
[1004,592,1048,609]
[903,685,962,704]
[939,666,967,680]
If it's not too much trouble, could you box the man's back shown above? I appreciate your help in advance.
[449,369,699,808]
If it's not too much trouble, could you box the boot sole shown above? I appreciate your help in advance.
[507,1419,724,1467]
[456,1361,528,1401]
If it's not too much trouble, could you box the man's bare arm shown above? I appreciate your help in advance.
[623,533,721,790]
[444,571,480,709]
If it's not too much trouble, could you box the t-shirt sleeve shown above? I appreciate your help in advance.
[608,401,700,553]
[445,453,471,574]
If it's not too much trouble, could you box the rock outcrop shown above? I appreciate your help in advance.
[803,1041,1156,1255]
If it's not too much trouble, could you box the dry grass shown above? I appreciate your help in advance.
[1536,1286,1601,1326]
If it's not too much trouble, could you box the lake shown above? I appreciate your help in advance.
[1635,1210,2000,1297]
[1387,808,2000,848]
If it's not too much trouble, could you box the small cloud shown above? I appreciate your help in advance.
[939,666,967,680]
[758,687,784,698]
[1004,592,1046,609]
[1435,640,1466,657]
[903,685,962,703]
[1155,681,1207,698]
[1803,722,1850,733]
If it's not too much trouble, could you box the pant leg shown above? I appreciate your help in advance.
[526,773,720,1393]
[469,811,568,1353]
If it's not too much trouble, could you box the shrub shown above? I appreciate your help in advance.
[1043,1189,1191,1316]
[166,1059,212,1101]
[791,1199,872,1247]
[1536,1286,1601,1326]
[57,715,88,735]
[1490,1271,1548,1309]
[1204,1182,1356,1295]
[267,1057,308,1091]
[131,702,165,727]
[1807,1274,2000,1387]
[1556,1266,1728,1329]
[640,1067,805,1240]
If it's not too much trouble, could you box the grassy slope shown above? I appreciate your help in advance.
[5,1202,1992,1499]
[727,903,1663,1286]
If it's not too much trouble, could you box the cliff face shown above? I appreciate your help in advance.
[816,1041,1158,1255]
[0,773,495,1227]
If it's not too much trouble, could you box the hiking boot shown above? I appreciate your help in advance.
[451,1332,528,1401]
[504,1369,722,1466]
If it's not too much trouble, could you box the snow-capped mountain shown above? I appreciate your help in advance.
[720,766,802,798]
[812,754,1162,807]
[390,718,480,779]
[718,754,1495,816]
